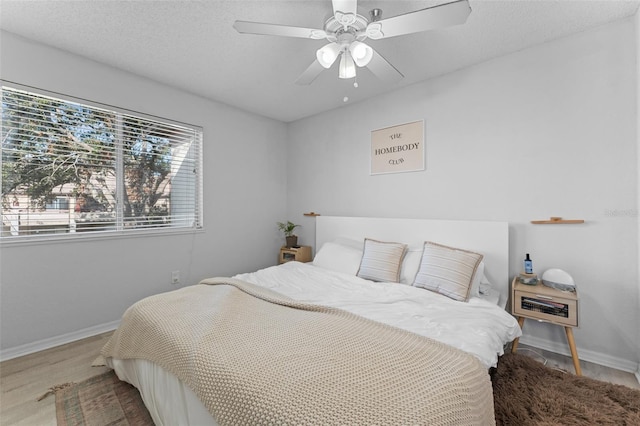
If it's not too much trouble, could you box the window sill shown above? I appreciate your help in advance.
[0,226,205,247]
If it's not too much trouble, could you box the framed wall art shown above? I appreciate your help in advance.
[370,120,424,175]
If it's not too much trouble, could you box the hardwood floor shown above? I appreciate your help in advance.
[515,343,640,390]
[0,332,112,426]
[0,334,638,425]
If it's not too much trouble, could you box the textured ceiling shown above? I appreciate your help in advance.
[1,0,638,122]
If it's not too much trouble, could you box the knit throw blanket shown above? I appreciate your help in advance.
[101,277,496,425]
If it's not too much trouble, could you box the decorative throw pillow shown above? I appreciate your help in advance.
[413,241,484,302]
[357,238,407,282]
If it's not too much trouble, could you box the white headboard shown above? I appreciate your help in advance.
[316,216,510,307]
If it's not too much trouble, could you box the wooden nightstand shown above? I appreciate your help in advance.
[278,245,312,264]
[511,277,581,375]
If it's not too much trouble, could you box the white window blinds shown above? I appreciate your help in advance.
[1,85,203,239]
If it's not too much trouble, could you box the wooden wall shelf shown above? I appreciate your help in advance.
[303,212,321,217]
[531,217,584,225]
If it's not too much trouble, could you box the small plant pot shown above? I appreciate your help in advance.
[285,235,298,248]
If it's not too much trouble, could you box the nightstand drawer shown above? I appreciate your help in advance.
[513,291,577,327]
[278,246,312,264]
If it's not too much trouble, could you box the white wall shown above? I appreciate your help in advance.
[287,18,639,372]
[1,16,638,373]
[0,31,289,356]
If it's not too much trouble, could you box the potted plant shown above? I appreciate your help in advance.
[277,220,300,248]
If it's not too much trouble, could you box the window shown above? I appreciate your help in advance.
[1,85,203,240]
[46,196,69,211]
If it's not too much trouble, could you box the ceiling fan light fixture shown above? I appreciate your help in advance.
[316,43,341,68]
[349,41,373,67]
[235,0,472,85]
[338,51,356,79]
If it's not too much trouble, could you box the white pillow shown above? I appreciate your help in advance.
[357,238,407,283]
[412,241,483,302]
[399,248,423,284]
[479,274,492,295]
[313,241,363,275]
[332,237,364,250]
[469,261,485,297]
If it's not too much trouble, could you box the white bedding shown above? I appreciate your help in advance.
[108,357,215,426]
[235,261,520,369]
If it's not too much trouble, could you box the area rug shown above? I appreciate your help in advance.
[55,354,640,425]
[492,352,640,425]
[54,370,153,426]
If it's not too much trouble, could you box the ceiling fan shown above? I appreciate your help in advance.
[233,0,471,85]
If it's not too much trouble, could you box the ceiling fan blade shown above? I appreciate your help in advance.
[332,0,357,17]
[295,60,326,85]
[366,49,404,83]
[233,21,326,39]
[367,0,471,40]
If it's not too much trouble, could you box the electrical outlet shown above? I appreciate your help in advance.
[171,270,180,284]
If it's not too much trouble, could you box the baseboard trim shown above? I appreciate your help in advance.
[0,320,120,362]
[519,334,640,376]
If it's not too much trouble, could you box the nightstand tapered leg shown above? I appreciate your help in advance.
[511,317,526,353]
[564,327,582,376]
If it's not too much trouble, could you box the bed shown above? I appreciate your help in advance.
[100,216,521,425]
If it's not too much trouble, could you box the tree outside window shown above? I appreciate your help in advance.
[1,86,202,238]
